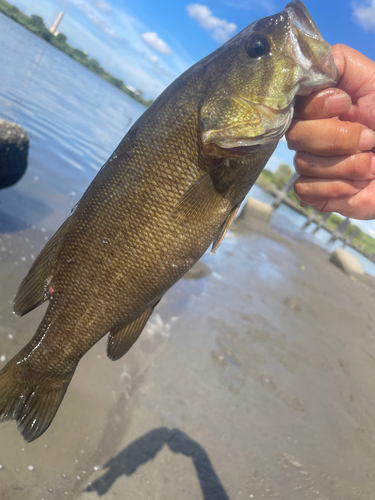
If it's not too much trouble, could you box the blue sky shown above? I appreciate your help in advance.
[9,0,375,101]
[7,0,375,234]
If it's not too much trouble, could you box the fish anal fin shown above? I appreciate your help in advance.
[13,219,70,317]
[107,306,155,361]
[0,360,74,442]
[210,202,241,255]
[172,162,234,224]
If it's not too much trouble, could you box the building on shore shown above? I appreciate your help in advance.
[49,12,64,35]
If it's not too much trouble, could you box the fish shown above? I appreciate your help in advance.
[0,1,339,442]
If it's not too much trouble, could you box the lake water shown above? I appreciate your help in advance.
[1,12,375,278]
[0,13,145,232]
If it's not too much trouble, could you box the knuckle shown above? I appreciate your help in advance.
[331,180,340,197]
[294,152,316,176]
[339,153,372,180]
[285,120,302,150]
[327,180,343,198]
[294,179,311,200]
[285,133,297,150]
[293,153,305,174]
[343,155,361,179]
[350,154,369,179]
[331,122,362,153]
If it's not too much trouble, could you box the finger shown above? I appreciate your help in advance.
[294,176,369,205]
[295,178,375,220]
[294,151,375,181]
[332,44,375,130]
[333,44,375,102]
[286,119,375,156]
[293,88,352,120]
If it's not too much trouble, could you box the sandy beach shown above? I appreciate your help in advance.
[1,204,375,499]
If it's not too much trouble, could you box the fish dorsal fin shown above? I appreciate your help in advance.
[172,161,234,224]
[13,219,70,317]
[210,202,241,255]
[107,307,155,361]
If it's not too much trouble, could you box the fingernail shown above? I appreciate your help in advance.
[325,93,351,115]
[359,129,375,151]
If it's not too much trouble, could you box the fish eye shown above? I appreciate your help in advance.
[245,35,271,58]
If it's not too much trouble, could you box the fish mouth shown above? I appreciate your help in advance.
[285,0,322,40]
[296,51,339,96]
[285,0,340,94]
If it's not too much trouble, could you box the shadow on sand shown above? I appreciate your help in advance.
[85,427,229,499]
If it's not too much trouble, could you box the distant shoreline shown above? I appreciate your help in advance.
[0,0,152,108]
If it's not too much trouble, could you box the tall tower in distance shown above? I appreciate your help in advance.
[49,12,64,35]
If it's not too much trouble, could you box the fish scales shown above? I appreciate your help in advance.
[0,1,339,441]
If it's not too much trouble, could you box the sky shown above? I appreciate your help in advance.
[9,0,375,101]
[6,0,375,234]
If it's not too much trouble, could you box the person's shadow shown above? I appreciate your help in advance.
[85,427,229,499]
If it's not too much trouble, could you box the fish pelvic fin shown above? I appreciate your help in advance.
[210,202,241,255]
[0,361,74,442]
[107,306,156,361]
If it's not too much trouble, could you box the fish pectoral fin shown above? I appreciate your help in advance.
[106,306,156,361]
[210,202,241,255]
[172,162,233,224]
[13,218,71,317]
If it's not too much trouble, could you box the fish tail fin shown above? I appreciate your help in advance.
[0,361,73,442]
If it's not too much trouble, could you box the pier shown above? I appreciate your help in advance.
[255,173,367,254]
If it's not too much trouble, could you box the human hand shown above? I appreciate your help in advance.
[286,44,375,220]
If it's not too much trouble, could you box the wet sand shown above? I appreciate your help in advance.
[1,200,375,499]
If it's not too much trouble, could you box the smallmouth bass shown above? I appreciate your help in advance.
[0,1,339,441]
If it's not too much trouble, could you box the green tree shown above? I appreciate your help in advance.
[56,32,67,43]
[87,58,104,76]
[6,4,20,18]
[274,163,292,189]
[30,14,44,27]
[260,168,276,184]
[111,77,125,89]
[71,48,89,64]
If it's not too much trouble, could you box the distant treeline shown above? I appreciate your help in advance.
[259,165,375,256]
[0,0,153,107]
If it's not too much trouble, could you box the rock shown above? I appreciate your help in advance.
[239,197,273,224]
[0,119,29,189]
[329,248,365,278]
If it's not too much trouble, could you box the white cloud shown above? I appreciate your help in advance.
[186,4,237,43]
[88,0,112,15]
[353,0,375,30]
[77,3,118,37]
[141,32,172,55]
